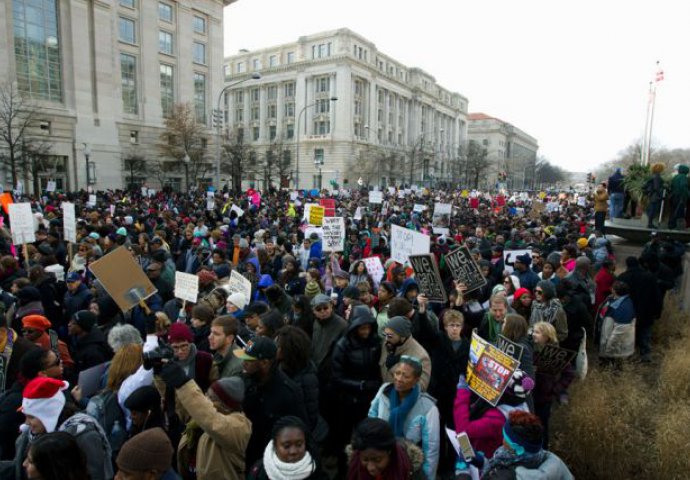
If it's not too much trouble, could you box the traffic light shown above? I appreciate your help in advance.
[587,172,592,183]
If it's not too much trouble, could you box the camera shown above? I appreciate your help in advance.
[143,345,174,373]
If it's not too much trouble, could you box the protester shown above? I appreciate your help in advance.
[115,427,178,480]
[597,281,636,364]
[529,281,568,342]
[23,432,90,480]
[378,316,431,391]
[68,310,112,372]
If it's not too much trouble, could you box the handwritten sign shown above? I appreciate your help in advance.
[8,203,35,245]
[369,191,383,204]
[319,198,335,217]
[409,254,447,303]
[390,225,430,265]
[225,270,252,306]
[363,256,385,288]
[322,217,344,252]
[309,205,325,226]
[62,202,77,244]
[445,247,487,293]
[46,180,56,193]
[497,335,525,362]
[534,344,577,376]
[503,249,532,274]
[174,272,199,303]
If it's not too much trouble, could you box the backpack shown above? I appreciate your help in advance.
[86,389,127,454]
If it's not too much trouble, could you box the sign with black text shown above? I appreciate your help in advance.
[497,335,525,362]
[409,254,447,303]
[445,246,486,293]
[534,344,577,376]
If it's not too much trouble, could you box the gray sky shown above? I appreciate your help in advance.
[223,0,690,172]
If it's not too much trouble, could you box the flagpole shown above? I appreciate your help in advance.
[642,61,663,167]
[641,81,653,166]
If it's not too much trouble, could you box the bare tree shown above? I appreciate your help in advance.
[158,103,210,190]
[220,128,255,192]
[122,153,148,190]
[466,140,490,189]
[353,149,379,187]
[534,157,567,188]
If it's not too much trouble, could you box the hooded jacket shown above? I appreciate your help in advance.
[72,327,113,372]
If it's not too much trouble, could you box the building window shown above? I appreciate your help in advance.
[269,125,277,140]
[314,120,330,135]
[235,91,244,103]
[252,58,261,70]
[252,126,260,141]
[286,124,294,139]
[354,79,362,96]
[194,73,206,123]
[312,42,331,59]
[159,31,173,55]
[251,106,259,121]
[130,130,139,143]
[236,128,244,142]
[315,76,330,94]
[159,2,173,22]
[269,55,277,67]
[267,104,277,119]
[193,15,206,34]
[284,102,294,117]
[250,88,259,103]
[120,0,135,8]
[193,42,206,64]
[284,82,295,98]
[354,122,361,137]
[286,52,295,64]
[234,108,243,122]
[316,98,330,114]
[354,100,361,116]
[267,85,277,100]
[160,64,174,117]
[13,0,63,102]
[120,53,138,114]
[119,17,136,44]
[236,62,245,73]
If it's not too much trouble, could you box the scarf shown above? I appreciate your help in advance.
[388,384,420,438]
[486,313,501,343]
[176,343,198,379]
[482,445,546,475]
[262,440,316,480]
[530,298,562,325]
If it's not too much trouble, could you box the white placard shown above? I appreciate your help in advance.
[206,199,215,210]
[148,189,156,198]
[390,224,430,265]
[388,187,396,195]
[46,181,56,192]
[174,271,199,303]
[354,207,362,220]
[290,191,298,201]
[109,204,115,217]
[62,202,77,244]
[231,204,244,217]
[413,204,426,213]
[304,226,323,241]
[8,203,35,245]
[207,191,215,199]
[141,187,147,196]
[434,202,452,217]
[322,217,345,252]
[226,270,252,306]
[87,194,97,207]
[503,249,533,274]
[363,256,385,288]
[369,191,383,204]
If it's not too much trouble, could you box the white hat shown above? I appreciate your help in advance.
[227,292,248,309]
[22,378,69,433]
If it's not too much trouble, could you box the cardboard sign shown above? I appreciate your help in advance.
[503,249,532,274]
[319,198,336,217]
[409,254,447,303]
[89,246,157,312]
[230,204,244,217]
[369,191,383,204]
[497,335,525,362]
[363,256,385,288]
[354,207,362,220]
[390,225,430,265]
[322,217,345,252]
[8,203,35,245]
[445,247,487,293]
[62,202,77,244]
[529,201,545,219]
[174,272,199,303]
[534,344,578,376]
[225,270,252,306]
[309,205,325,226]
[467,331,520,406]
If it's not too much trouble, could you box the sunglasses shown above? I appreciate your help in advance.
[535,290,543,294]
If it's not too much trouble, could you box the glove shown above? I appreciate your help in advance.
[160,362,190,389]
[457,374,469,390]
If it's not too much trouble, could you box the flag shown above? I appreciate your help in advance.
[654,61,664,83]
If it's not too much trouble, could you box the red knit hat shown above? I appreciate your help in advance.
[22,377,68,433]
[514,287,532,300]
[168,323,193,343]
[22,315,52,332]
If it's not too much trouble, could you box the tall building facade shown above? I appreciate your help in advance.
[0,0,231,193]
[467,112,539,189]
[222,28,469,189]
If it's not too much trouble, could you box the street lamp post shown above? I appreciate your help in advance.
[83,143,91,190]
[183,152,190,191]
[214,73,261,189]
[295,96,337,189]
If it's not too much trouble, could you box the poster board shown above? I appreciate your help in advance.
[46,180,56,193]
[62,202,77,244]
[503,249,532,274]
[363,256,385,288]
[408,254,447,303]
[174,272,199,303]
[225,270,252,306]
[533,344,577,376]
[496,335,525,362]
[303,203,318,222]
[529,201,545,219]
[89,246,157,313]
[322,217,345,252]
[369,191,383,204]
[445,247,487,293]
[8,203,35,245]
[309,205,325,226]
[390,225,430,265]
[432,202,452,230]
[467,331,520,406]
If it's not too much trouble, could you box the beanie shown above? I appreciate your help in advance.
[22,377,68,433]
[304,281,321,298]
[343,285,361,300]
[385,316,412,337]
[116,428,173,473]
[167,323,193,343]
[505,369,535,400]
[123,385,161,412]
[227,292,248,309]
[197,269,218,287]
[210,377,245,410]
[513,288,532,301]
[22,314,52,332]
[72,310,97,332]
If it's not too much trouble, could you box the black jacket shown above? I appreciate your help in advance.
[63,283,93,322]
[282,361,321,434]
[560,294,593,351]
[428,331,469,424]
[0,381,24,460]
[243,367,309,468]
[618,266,663,326]
[71,328,112,372]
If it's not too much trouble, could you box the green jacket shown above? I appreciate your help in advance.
[670,165,689,201]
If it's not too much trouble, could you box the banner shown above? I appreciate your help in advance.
[533,344,577,376]
[409,254,447,303]
[363,256,385,288]
[319,198,336,217]
[496,335,525,362]
[309,205,325,226]
[322,217,345,252]
[369,191,383,204]
[445,247,487,293]
[390,225,430,265]
[225,270,252,306]
[503,249,532,274]
[467,331,520,406]
[174,272,199,303]
[62,202,77,244]
[8,203,35,245]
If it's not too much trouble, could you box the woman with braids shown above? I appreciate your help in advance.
[247,415,328,480]
[346,417,425,480]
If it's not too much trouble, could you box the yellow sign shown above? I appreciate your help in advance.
[461,190,469,198]
[309,205,325,226]
[539,191,546,200]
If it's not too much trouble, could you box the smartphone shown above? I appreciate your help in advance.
[456,432,475,461]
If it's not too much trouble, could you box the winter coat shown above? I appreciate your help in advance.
[594,267,615,311]
[670,165,689,202]
[368,383,440,479]
[60,412,114,480]
[560,295,592,351]
[345,440,426,480]
[428,332,469,424]
[63,283,93,321]
[282,361,326,440]
[213,347,243,379]
[533,344,576,405]
[617,266,662,326]
[311,313,347,378]
[248,457,329,480]
[379,336,431,391]
[0,381,24,460]
[71,328,112,372]
[593,189,609,212]
[483,449,574,480]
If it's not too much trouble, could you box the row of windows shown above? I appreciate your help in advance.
[119,0,205,32]
[119,18,206,64]
[233,101,297,122]
[238,121,329,142]
[236,52,295,74]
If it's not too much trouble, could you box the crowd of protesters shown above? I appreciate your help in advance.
[0,177,685,480]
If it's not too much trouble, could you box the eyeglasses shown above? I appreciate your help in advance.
[44,357,61,369]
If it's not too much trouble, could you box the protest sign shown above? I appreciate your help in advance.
[304,226,323,241]
[206,199,215,210]
[309,205,325,226]
[529,201,545,219]
[230,204,244,217]
[62,202,77,244]
[289,191,298,201]
[390,225,430,265]
[467,331,520,406]
[409,254,447,303]
[8,203,35,245]
[497,335,525,362]
[432,203,452,230]
[174,272,199,303]
[319,198,336,217]
[322,217,345,252]
[303,203,318,222]
[445,247,486,293]
[354,207,362,220]
[89,247,157,313]
[388,186,396,195]
[46,180,56,192]
[413,204,426,213]
[503,249,532,274]
[363,256,385,288]
[534,344,578,376]
[369,191,383,204]
[225,270,252,306]
[87,194,97,207]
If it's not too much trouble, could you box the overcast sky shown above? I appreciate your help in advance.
[223,0,690,173]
